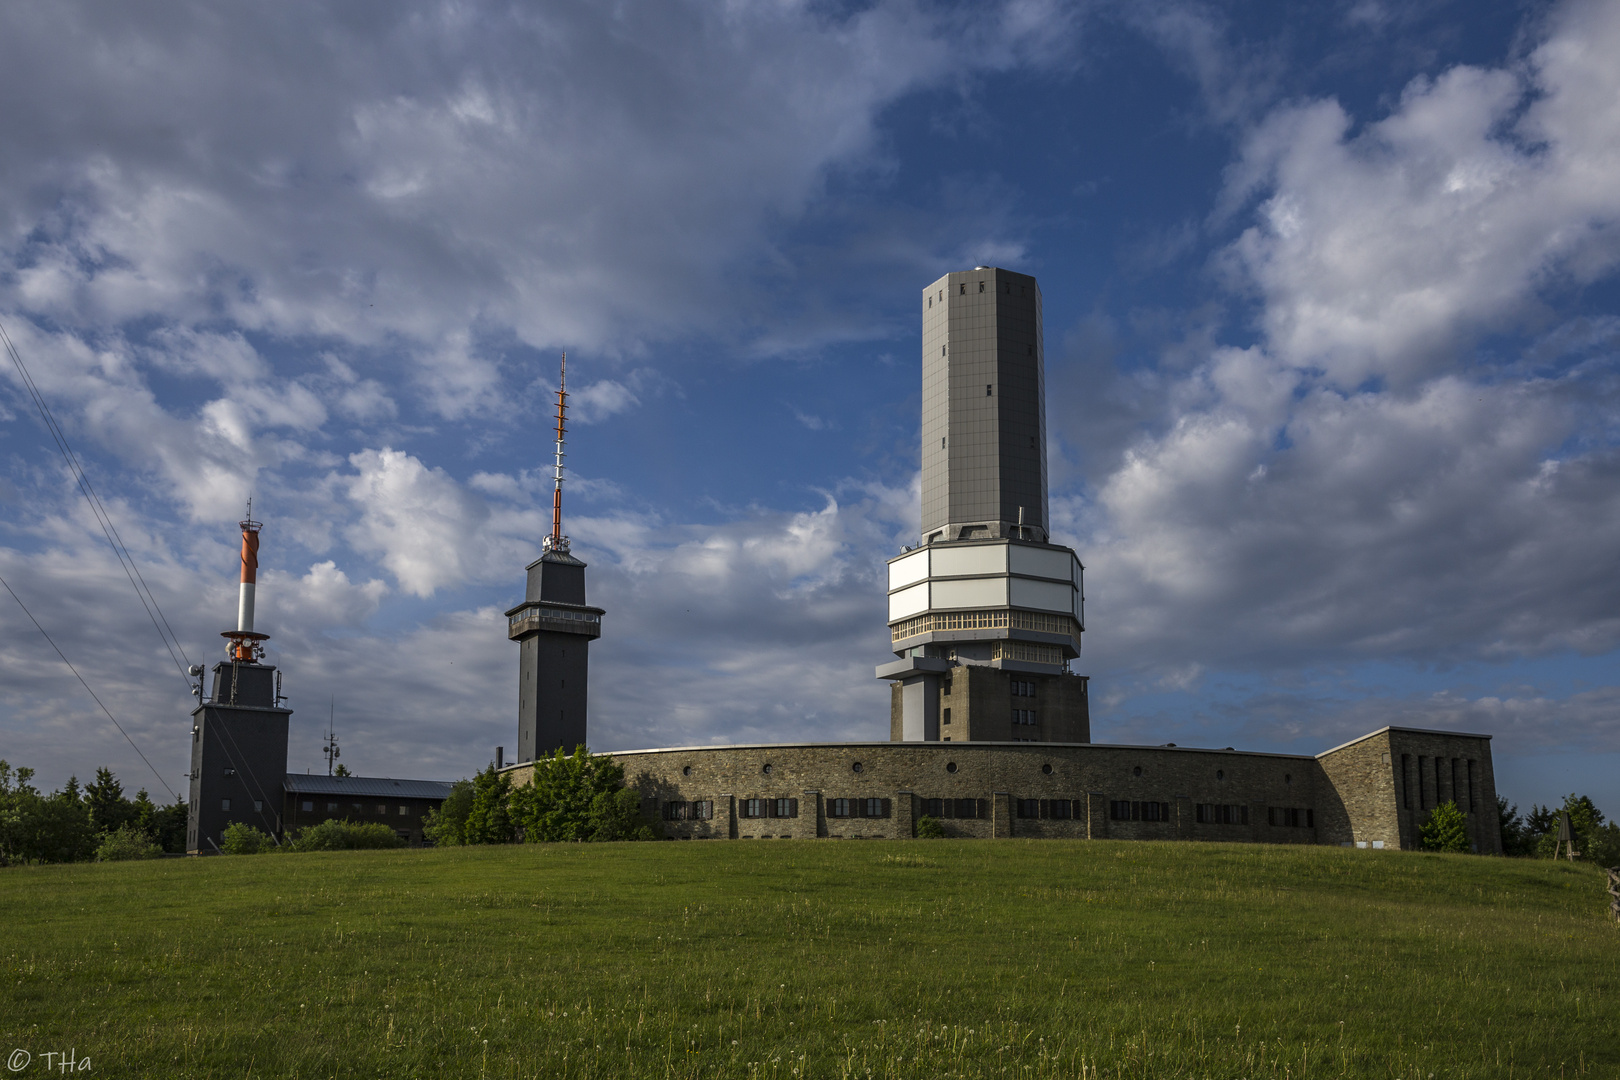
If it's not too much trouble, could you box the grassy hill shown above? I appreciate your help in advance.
[2,840,1615,1078]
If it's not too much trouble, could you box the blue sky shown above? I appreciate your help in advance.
[2,0,1617,817]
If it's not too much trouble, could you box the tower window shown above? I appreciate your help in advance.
[943,708,952,725]
[927,296,931,308]
[978,281,985,292]
[986,384,992,396]
[959,283,966,295]
[941,437,946,449]
[941,345,946,356]
[221,799,231,811]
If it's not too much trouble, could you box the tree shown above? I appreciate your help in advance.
[461,765,517,844]
[422,779,474,846]
[149,796,190,854]
[512,746,658,843]
[85,767,136,836]
[1535,794,1610,861]
[334,764,351,777]
[1420,800,1471,853]
[1498,797,1537,857]
[0,760,43,865]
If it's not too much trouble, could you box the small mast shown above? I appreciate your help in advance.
[222,501,269,662]
[544,354,570,554]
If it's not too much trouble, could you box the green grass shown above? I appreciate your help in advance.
[2,841,1615,1079]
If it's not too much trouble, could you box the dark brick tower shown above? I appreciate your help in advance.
[506,356,604,762]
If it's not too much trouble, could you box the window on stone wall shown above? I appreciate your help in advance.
[1401,754,1412,809]
[663,801,690,821]
[1197,804,1249,825]
[1267,807,1314,828]
[1113,800,1170,822]
[772,798,798,818]
[695,800,713,820]
[923,798,943,817]
[1016,799,1040,818]
[862,798,888,818]
[829,798,850,818]
[943,708,952,725]
[956,798,981,819]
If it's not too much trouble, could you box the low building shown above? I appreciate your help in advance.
[498,725,1500,852]
[282,774,455,846]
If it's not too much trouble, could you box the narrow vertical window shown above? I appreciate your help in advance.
[986,384,993,396]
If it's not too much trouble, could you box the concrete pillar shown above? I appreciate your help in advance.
[1086,793,1108,839]
[894,791,916,840]
[992,792,1013,838]
[1175,795,1194,840]
[900,674,941,741]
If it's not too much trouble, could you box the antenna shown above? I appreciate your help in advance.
[222,504,269,662]
[543,353,570,554]
[324,695,341,776]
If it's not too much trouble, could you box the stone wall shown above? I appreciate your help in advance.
[888,666,1091,744]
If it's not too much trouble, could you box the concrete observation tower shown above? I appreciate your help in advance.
[878,267,1089,743]
[506,355,605,763]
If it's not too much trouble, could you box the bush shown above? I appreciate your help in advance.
[916,816,946,839]
[1420,801,1471,853]
[422,779,474,846]
[287,819,406,852]
[513,746,661,843]
[220,821,274,854]
[95,824,163,861]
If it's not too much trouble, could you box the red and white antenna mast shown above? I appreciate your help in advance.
[222,499,269,661]
[543,354,570,554]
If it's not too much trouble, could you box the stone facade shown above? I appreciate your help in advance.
[502,726,1500,852]
[889,664,1090,744]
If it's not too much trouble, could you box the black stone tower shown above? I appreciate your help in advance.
[186,508,292,853]
[506,355,604,763]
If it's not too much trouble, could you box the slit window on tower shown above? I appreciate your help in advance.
[959,283,966,294]
[986,384,993,396]
[978,281,984,292]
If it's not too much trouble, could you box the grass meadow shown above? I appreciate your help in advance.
[1,839,1615,1079]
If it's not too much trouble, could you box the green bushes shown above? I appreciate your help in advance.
[1419,801,1471,852]
[95,824,164,862]
[286,819,405,851]
[422,747,660,845]
[221,821,274,854]
[916,815,946,838]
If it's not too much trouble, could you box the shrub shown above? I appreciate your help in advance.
[221,821,274,854]
[1420,801,1471,853]
[423,779,475,846]
[287,819,406,852]
[513,746,660,843]
[95,824,163,862]
[916,816,946,839]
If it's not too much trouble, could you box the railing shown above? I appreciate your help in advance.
[508,607,601,631]
[891,608,1079,642]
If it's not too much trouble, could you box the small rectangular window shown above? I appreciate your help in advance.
[955,798,978,819]
[696,800,713,820]
[376,805,387,815]
[221,799,231,812]
[327,802,337,811]
[978,281,984,292]
[924,798,943,817]
[865,798,884,818]
[253,800,263,813]
[986,384,993,396]
[830,798,850,818]
[301,800,314,812]
[1048,799,1072,820]
[959,283,966,295]
[1110,800,1131,821]
[774,798,794,818]
[942,708,952,725]
[399,806,410,816]
[744,798,765,819]
[1016,798,1039,819]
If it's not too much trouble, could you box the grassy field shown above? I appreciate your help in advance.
[1,840,1615,1079]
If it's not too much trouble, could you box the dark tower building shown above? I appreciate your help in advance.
[506,356,604,762]
[879,268,1089,744]
[186,509,293,853]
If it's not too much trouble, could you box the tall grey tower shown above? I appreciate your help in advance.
[878,267,1089,744]
[506,356,604,762]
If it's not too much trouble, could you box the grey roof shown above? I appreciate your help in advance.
[283,773,456,799]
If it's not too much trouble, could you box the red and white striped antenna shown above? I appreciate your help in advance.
[222,498,269,661]
[543,354,570,554]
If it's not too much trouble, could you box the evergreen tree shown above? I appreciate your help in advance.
[422,779,474,846]
[1497,796,1537,857]
[1420,800,1471,853]
[85,767,135,835]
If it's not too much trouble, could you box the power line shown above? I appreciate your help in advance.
[0,317,195,688]
[0,572,177,801]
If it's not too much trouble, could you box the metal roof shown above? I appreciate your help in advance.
[283,773,456,799]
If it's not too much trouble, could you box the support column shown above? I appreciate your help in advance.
[1086,793,1108,839]
[721,793,736,840]
[900,675,941,741]
[992,792,1013,838]
[894,791,916,840]
[792,791,819,839]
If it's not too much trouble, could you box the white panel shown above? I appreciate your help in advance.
[931,576,1007,609]
[1010,577,1074,614]
[1008,544,1075,583]
[888,582,931,621]
[888,549,931,591]
[930,543,1007,578]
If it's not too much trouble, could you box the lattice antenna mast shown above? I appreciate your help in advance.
[544,354,570,553]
